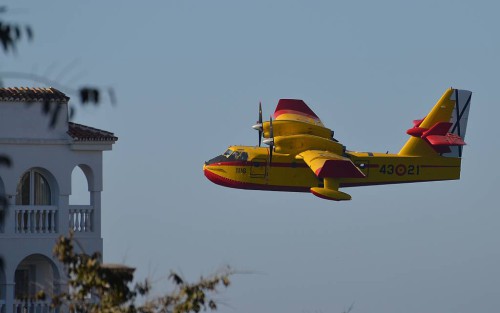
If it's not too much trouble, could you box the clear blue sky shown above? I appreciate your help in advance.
[2,1,499,312]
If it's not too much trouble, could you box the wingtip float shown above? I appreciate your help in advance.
[204,88,472,201]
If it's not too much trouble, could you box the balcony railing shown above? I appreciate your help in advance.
[14,206,58,234]
[69,205,94,233]
[13,300,57,313]
[0,205,95,235]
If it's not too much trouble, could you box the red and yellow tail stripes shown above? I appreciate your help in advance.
[399,88,472,157]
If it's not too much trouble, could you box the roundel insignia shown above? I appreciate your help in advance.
[395,164,406,176]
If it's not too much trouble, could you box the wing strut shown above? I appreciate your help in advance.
[298,150,364,201]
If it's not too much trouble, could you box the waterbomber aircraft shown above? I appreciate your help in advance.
[203,88,472,201]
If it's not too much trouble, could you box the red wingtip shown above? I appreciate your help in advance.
[274,99,319,120]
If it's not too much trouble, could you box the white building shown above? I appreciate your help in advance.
[0,87,117,313]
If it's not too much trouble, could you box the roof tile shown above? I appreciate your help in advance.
[0,87,69,102]
[68,122,118,142]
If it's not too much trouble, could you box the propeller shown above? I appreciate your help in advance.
[263,116,274,165]
[251,102,263,146]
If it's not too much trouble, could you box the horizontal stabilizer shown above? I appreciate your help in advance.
[422,122,452,137]
[413,118,425,127]
[407,121,452,137]
[407,126,426,137]
[426,133,466,146]
[400,88,472,157]
[406,119,465,153]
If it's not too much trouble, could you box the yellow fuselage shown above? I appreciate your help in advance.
[203,146,461,192]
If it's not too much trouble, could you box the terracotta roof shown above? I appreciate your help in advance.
[0,87,69,102]
[68,122,118,142]
[100,263,135,273]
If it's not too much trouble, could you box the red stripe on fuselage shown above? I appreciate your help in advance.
[210,161,309,168]
[204,167,453,193]
[340,179,450,187]
[204,168,310,192]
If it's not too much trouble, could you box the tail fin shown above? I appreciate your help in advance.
[399,88,472,157]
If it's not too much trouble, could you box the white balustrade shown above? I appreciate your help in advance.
[69,205,94,232]
[13,300,57,313]
[2,205,96,235]
[14,206,57,234]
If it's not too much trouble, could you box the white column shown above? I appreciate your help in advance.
[4,194,16,234]
[4,281,14,313]
[58,195,69,235]
[90,191,101,237]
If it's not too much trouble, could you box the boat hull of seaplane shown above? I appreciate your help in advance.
[203,146,462,192]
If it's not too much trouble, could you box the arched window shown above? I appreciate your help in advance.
[14,254,61,300]
[16,170,52,205]
[70,166,91,205]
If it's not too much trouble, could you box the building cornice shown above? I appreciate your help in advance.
[0,138,71,145]
[0,138,114,151]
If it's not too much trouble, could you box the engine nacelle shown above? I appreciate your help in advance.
[274,134,344,155]
[262,120,332,139]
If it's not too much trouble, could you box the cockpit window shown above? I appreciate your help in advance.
[238,152,248,161]
[224,150,248,161]
[205,149,249,165]
[230,151,249,161]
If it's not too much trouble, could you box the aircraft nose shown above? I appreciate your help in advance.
[205,154,226,166]
[203,160,216,173]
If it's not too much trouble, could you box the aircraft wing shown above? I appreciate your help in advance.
[298,150,366,179]
[273,99,325,127]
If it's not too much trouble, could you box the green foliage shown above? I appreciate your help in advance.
[0,6,33,54]
[51,233,232,313]
[1,6,116,118]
